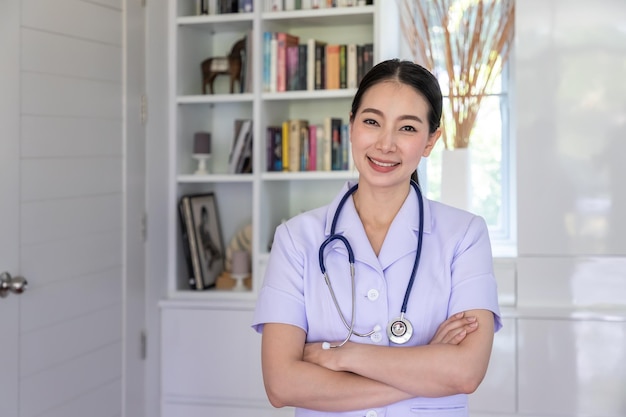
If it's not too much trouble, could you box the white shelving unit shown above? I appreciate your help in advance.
[160,2,399,416]
[165,1,399,300]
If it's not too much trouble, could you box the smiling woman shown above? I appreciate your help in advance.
[252,59,501,417]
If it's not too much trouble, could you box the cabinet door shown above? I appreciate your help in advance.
[161,306,279,413]
[468,318,517,414]
[518,318,626,416]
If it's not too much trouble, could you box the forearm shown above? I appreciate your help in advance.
[337,310,495,397]
[264,359,413,411]
[261,323,412,412]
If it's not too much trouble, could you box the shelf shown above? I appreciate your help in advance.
[261,171,358,181]
[262,5,374,27]
[177,93,254,104]
[177,173,254,183]
[161,289,258,308]
[262,89,356,101]
[177,13,254,32]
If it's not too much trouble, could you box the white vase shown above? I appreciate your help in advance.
[440,148,472,211]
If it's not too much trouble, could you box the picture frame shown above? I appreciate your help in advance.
[179,193,225,290]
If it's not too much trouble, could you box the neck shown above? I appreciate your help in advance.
[353,183,410,234]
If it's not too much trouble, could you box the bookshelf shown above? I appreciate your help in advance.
[160,2,400,416]
[166,0,399,302]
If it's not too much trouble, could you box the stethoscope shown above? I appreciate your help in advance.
[318,180,424,349]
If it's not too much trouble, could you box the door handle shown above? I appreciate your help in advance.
[0,272,28,298]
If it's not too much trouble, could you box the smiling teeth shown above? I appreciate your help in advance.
[370,158,397,167]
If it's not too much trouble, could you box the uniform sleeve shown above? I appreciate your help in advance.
[251,223,308,334]
[448,216,502,332]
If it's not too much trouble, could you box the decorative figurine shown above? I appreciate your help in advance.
[201,37,246,94]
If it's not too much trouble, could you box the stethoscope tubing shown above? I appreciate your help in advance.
[318,180,424,347]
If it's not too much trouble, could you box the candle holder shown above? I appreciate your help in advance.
[230,250,250,292]
[230,272,248,292]
[192,153,211,175]
[193,132,211,175]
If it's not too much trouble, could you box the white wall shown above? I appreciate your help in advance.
[479,1,626,415]
[397,1,626,416]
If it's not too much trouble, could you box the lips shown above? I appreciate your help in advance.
[368,156,399,168]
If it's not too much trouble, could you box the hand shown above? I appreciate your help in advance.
[303,341,347,371]
[428,312,478,345]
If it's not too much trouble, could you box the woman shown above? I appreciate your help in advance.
[252,59,501,416]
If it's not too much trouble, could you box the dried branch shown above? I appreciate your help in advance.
[398,0,515,149]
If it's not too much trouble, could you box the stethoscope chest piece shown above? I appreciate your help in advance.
[387,316,413,344]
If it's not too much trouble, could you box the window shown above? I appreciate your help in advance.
[406,0,517,255]
[422,66,515,255]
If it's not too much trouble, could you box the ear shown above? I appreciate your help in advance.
[349,112,354,142]
[422,128,441,157]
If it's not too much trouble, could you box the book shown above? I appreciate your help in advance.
[314,123,325,171]
[266,126,282,171]
[339,44,347,89]
[276,32,300,92]
[307,38,326,91]
[298,44,308,90]
[239,0,253,12]
[281,120,290,171]
[228,119,252,174]
[330,117,343,170]
[341,123,350,170]
[325,44,340,90]
[286,45,300,91]
[321,117,336,171]
[236,123,253,173]
[178,196,200,289]
[347,43,358,89]
[308,124,317,171]
[262,31,272,92]
[288,119,308,172]
[315,40,326,89]
[269,33,278,92]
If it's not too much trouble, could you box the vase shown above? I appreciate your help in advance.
[440,148,472,211]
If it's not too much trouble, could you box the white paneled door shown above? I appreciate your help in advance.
[0,1,145,416]
[0,0,21,415]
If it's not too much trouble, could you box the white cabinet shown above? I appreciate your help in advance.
[160,300,296,416]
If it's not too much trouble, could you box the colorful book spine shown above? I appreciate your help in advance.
[276,32,300,92]
[325,44,340,90]
[281,120,290,171]
[286,45,299,91]
[339,44,347,89]
[347,43,357,89]
[263,31,272,92]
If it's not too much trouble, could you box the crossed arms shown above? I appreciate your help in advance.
[260,309,494,412]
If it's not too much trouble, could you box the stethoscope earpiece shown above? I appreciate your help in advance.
[318,181,424,347]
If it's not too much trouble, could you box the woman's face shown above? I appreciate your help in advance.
[350,80,441,189]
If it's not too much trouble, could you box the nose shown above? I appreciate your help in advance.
[375,129,396,152]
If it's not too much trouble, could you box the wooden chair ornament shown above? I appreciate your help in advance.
[201,37,246,94]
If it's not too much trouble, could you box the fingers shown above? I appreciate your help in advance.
[429,312,479,345]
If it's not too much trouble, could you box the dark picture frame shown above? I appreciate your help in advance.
[179,193,225,290]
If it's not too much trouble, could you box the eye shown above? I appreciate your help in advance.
[363,118,379,126]
[400,125,417,132]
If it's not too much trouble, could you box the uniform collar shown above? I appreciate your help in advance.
[324,181,431,269]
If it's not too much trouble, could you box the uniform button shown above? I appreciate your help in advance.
[370,332,382,343]
[366,410,378,417]
[367,289,379,301]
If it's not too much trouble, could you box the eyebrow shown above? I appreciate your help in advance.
[360,108,425,124]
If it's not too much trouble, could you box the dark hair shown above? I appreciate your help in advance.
[350,59,443,184]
